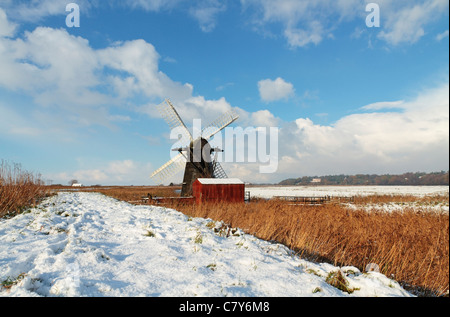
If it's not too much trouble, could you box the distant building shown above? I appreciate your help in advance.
[310,178,322,183]
[72,183,83,187]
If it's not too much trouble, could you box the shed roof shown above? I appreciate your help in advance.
[196,178,244,185]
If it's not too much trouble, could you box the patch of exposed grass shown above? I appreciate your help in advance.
[325,270,355,294]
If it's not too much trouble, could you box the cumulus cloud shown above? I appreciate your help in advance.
[0,26,101,99]
[0,9,252,190]
[250,110,280,127]
[274,82,449,179]
[1,7,447,185]
[220,81,449,183]
[99,39,193,101]
[0,16,242,133]
[258,77,295,102]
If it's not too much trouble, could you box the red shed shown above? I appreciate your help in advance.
[192,178,245,204]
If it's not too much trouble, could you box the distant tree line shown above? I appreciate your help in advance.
[279,171,449,186]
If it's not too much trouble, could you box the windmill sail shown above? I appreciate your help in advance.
[150,152,186,183]
[202,109,239,140]
[157,99,193,146]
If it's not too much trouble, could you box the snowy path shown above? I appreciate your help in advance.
[0,192,413,297]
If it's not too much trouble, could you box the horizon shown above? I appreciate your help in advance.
[45,170,449,187]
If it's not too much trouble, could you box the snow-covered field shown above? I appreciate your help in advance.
[247,185,449,199]
[0,192,413,297]
[248,185,449,214]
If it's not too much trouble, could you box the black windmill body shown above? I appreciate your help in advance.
[151,99,239,197]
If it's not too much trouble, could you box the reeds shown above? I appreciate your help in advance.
[0,160,47,218]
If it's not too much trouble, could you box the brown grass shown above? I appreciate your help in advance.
[0,160,48,219]
[68,185,448,296]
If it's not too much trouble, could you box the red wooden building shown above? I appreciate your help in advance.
[192,178,245,204]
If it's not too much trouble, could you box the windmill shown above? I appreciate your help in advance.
[151,99,239,197]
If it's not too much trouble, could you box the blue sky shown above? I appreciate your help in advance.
[0,0,448,185]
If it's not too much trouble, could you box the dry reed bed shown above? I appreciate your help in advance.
[0,160,47,219]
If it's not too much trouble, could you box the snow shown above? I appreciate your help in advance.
[248,185,449,198]
[345,201,449,214]
[197,178,244,185]
[247,185,449,214]
[0,192,413,297]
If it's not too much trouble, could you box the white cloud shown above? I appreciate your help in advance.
[241,0,449,48]
[122,0,183,12]
[189,0,226,32]
[225,162,274,183]
[0,26,121,128]
[1,0,223,32]
[0,10,248,150]
[274,82,449,179]
[206,81,449,184]
[377,0,449,45]
[250,110,280,127]
[138,95,237,130]
[241,0,361,47]
[360,100,405,110]
[98,39,193,101]
[283,21,324,47]
[3,0,447,46]
[48,160,153,185]
[0,26,100,99]
[0,19,227,131]
[0,8,16,37]
[436,30,449,41]
[258,77,295,102]
[121,0,225,32]
[0,0,93,22]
